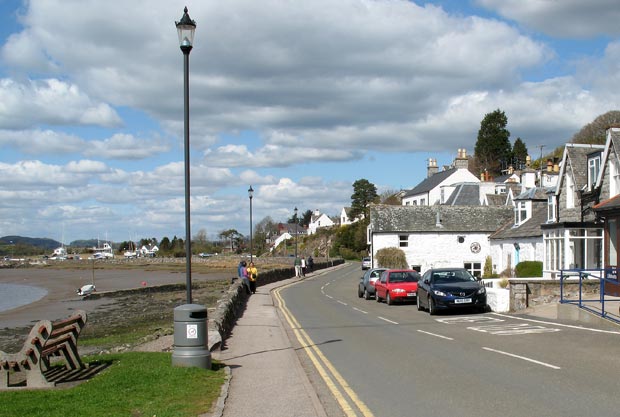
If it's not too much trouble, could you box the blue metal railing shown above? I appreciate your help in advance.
[559,268,620,324]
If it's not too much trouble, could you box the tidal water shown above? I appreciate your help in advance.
[0,283,48,313]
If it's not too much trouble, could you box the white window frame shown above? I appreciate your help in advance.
[399,234,409,248]
[566,175,575,209]
[588,155,600,191]
[514,201,528,226]
[464,262,482,278]
[547,195,556,222]
[611,158,620,197]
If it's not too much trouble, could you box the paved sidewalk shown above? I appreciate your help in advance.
[211,274,328,417]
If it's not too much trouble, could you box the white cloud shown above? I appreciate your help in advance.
[476,0,620,38]
[0,78,121,129]
[83,133,171,160]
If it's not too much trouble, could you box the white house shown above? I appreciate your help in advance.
[340,207,362,226]
[308,210,335,235]
[489,187,548,275]
[401,149,480,206]
[368,204,513,276]
[542,143,605,278]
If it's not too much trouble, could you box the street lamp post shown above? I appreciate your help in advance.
[173,7,210,370]
[294,206,298,258]
[248,186,254,263]
[176,6,196,305]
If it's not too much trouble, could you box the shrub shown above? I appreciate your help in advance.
[375,247,408,269]
[515,261,543,277]
[483,256,494,278]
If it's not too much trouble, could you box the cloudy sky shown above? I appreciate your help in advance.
[0,0,618,244]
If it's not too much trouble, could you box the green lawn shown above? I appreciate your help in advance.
[0,352,226,417]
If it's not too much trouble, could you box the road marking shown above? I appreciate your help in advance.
[491,312,620,335]
[274,285,374,417]
[417,330,454,340]
[482,347,561,370]
[436,316,504,324]
[468,323,560,335]
[378,316,399,324]
[337,300,348,306]
[326,294,334,299]
[353,307,368,314]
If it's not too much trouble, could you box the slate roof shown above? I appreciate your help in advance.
[444,183,480,206]
[486,193,508,206]
[489,201,547,240]
[370,204,513,233]
[513,187,548,201]
[402,167,458,197]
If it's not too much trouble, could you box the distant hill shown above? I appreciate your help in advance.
[0,235,61,251]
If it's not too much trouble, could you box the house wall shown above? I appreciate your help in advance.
[490,238,544,275]
[308,214,335,235]
[371,231,489,273]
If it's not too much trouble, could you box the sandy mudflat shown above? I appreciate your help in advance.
[0,268,231,329]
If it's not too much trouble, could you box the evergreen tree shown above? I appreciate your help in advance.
[350,179,379,220]
[474,109,511,177]
[512,137,528,169]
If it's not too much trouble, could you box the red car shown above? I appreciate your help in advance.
[375,269,421,305]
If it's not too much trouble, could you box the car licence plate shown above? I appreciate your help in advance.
[454,298,472,304]
[407,292,416,297]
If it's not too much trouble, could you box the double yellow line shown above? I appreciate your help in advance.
[273,284,374,417]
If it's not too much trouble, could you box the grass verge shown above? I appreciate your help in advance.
[0,352,226,417]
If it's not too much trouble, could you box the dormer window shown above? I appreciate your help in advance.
[566,175,575,209]
[514,200,529,226]
[611,158,620,197]
[547,195,556,222]
[588,154,601,191]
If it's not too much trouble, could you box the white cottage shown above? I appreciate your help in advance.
[308,210,335,235]
[368,204,513,276]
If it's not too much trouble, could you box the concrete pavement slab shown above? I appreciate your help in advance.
[213,277,327,417]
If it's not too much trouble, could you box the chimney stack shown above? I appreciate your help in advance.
[454,148,469,170]
[427,158,438,178]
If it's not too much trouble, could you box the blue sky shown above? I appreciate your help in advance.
[0,0,618,244]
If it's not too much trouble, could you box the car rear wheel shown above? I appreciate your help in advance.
[376,292,382,302]
[358,287,363,298]
[364,289,370,300]
[417,293,423,311]
[387,293,393,305]
[429,297,436,315]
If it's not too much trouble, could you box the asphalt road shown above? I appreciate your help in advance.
[279,263,620,417]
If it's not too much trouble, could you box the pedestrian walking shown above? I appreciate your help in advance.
[301,256,306,277]
[307,256,314,272]
[238,260,251,294]
[247,262,258,293]
[294,256,302,277]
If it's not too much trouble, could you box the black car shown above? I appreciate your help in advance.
[358,268,387,300]
[417,268,487,315]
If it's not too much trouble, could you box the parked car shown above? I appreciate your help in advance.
[361,257,372,270]
[417,268,487,315]
[358,267,387,300]
[375,269,420,305]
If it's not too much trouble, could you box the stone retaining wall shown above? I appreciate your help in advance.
[508,279,601,312]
